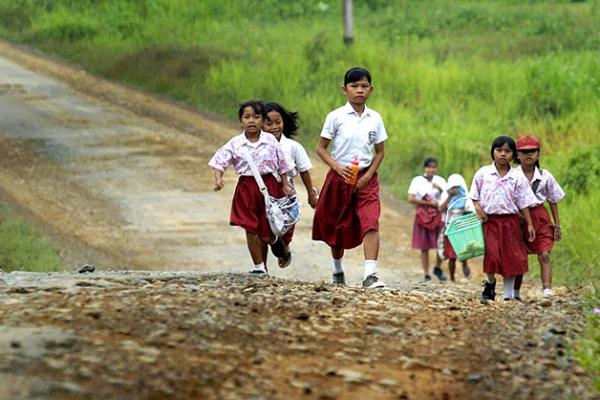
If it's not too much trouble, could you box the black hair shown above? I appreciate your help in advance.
[344,67,372,85]
[514,149,542,169]
[423,157,438,167]
[238,100,266,120]
[490,136,517,162]
[264,102,299,138]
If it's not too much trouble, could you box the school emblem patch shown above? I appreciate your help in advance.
[368,130,377,144]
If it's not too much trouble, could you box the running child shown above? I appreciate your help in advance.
[438,173,473,281]
[408,158,448,282]
[513,135,565,298]
[312,67,387,289]
[469,136,537,301]
[263,102,319,268]
[209,100,293,274]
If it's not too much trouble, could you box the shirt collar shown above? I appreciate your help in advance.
[343,102,371,117]
[489,162,515,179]
[241,130,270,147]
[514,165,542,182]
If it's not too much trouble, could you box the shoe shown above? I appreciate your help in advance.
[278,251,292,269]
[462,265,472,279]
[480,280,496,302]
[514,296,522,302]
[249,268,266,275]
[424,275,432,282]
[433,267,448,281]
[362,274,385,289]
[543,288,552,297]
[270,238,286,258]
[332,272,346,286]
[504,297,511,301]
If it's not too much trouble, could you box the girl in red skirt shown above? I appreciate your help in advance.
[312,67,387,289]
[469,136,537,301]
[208,100,292,274]
[513,135,565,299]
[263,102,319,268]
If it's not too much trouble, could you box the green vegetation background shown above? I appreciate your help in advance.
[2,0,598,286]
[0,0,598,389]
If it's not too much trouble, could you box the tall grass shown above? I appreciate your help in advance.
[0,0,598,285]
[0,206,63,272]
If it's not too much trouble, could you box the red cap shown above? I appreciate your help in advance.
[516,135,540,150]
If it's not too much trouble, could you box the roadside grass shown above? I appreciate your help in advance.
[0,206,63,273]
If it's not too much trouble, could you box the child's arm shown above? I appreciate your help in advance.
[299,170,318,208]
[213,169,224,191]
[549,202,561,241]
[438,188,458,212]
[408,194,437,208]
[316,137,354,182]
[356,142,384,191]
[281,172,293,197]
[472,200,488,222]
[520,207,536,242]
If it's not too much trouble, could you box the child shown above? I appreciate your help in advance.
[263,102,319,268]
[408,158,448,282]
[470,136,537,301]
[312,67,387,289]
[209,100,293,274]
[513,135,565,298]
[438,173,473,281]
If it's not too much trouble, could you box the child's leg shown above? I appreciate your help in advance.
[503,275,515,300]
[363,230,379,279]
[448,259,456,281]
[461,260,472,278]
[420,249,430,276]
[246,232,267,272]
[538,252,552,289]
[513,274,523,299]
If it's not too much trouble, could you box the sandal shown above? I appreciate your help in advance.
[278,252,292,269]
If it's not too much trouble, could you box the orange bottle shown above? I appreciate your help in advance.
[345,158,360,185]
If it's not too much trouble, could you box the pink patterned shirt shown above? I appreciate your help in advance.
[469,163,537,214]
[514,166,565,207]
[208,131,292,176]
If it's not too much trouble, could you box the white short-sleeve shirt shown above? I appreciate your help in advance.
[279,135,312,179]
[513,165,565,207]
[320,102,387,169]
[408,175,447,203]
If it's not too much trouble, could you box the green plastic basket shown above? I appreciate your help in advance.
[444,212,485,261]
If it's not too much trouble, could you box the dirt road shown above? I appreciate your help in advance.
[0,41,596,399]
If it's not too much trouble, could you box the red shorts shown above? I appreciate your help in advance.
[483,214,528,276]
[523,205,554,254]
[230,175,284,240]
[312,169,380,249]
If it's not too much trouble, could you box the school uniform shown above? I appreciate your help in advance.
[514,165,565,254]
[208,131,292,239]
[408,174,447,250]
[278,135,312,244]
[470,164,537,276]
[312,102,387,249]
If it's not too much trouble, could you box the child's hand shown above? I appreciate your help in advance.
[354,173,372,191]
[448,187,458,196]
[335,163,354,182]
[308,187,319,209]
[553,225,562,241]
[214,178,224,191]
[475,206,488,223]
[527,224,536,242]
[282,184,293,197]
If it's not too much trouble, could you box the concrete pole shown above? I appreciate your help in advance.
[343,0,353,45]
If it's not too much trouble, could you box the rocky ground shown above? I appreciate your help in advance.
[0,271,595,400]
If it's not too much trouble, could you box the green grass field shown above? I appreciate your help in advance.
[0,206,62,272]
[0,0,598,384]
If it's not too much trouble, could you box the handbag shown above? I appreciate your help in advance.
[416,195,441,230]
[240,148,300,237]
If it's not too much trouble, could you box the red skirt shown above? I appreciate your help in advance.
[230,175,284,240]
[443,236,457,260]
[312,169,380,249]
[523,205,554,254]
[411,220,442,250]
[483,214,528,276]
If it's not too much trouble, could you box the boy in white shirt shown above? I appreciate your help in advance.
[312,67,387,289]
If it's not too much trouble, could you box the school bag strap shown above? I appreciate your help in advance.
[240,148,301,238]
